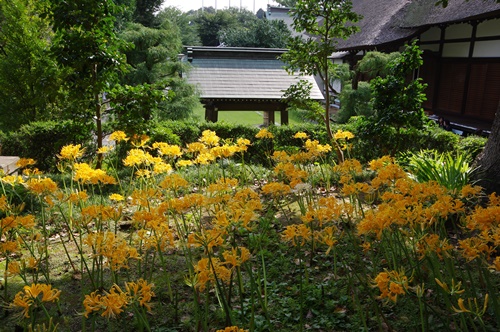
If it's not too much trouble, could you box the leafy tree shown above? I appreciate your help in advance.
[281,0,360,143]
[356,42,428,157]
[370,42,427,130]
[0,0,63,130]
[195,8,256,46]
[336,51,401,123]
[133,0,164,27]
[157,7,201,46]
[222,19,291,48]
[118,20,198,125]
[47,0,130,167]
[113,0,136,29]
[120,22,181,85]
[275,0,297,7]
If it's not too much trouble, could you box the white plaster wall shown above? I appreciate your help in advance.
[445,23,473,39]
[420,27,441,41]
[477,19,500,38]
[442,42,470,57]
[474,40,500,57]
[420,44,440,52]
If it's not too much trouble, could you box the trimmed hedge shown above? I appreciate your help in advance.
[0,118,485,172]
[0,120,93,172]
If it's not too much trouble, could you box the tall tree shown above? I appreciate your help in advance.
[47,0,129,167]
[275,0,297,7]
[133,0,164,27]
[0,0,63,130]
[157,7,201,46]
[474,102,500,193]
[118,19,198,125]
[222,19,291,48]
[195,8,256,46]
[281,0,360,141]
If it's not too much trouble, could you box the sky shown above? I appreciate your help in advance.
[161,0,280,14]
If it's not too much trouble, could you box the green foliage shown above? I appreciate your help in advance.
[424,125,461,152]
[157,7,201,46]
[0,120,93,172]
[282,0,360,140]
[275,0,298,6]
[343,117,460,163]
[119,22,182,85]
[355,51,400,80]
[118,18,198,125]
[47,0,131,166]
[195,8,256,46]
[153,120,202,144]
[48,0,129,103]
[457,134,487,161]
[336,82,373,123]
[133,0,164,27]
[356,42,428,158]
[107,83,168,134]
[147,123,182,146]
[0,0,64,130]
[405,149,477,192]
[157,77,200,121]
[370,41,427,131]
[222,19,291,48]
[283,80,324,123]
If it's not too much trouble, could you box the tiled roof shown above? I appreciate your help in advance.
[185,47,324,100]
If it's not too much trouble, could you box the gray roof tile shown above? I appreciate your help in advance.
[186,57,324,100]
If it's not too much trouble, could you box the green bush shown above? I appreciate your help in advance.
[1,120,93,172]
[154,120,201,144]
[457,134,487,161]
[422,125,460,152]
[342,117,463,164]
[336,82,373,123]
[148,123,182,146]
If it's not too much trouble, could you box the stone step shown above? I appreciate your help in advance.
[0,156,20,175]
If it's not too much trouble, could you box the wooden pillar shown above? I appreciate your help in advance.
[204,103,218,122]
[268,110,275,125]
[280,105,289,125]
[263,111,269,127]
[263,110,275,127]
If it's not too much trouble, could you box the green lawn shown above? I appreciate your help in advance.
[192,104,299,126]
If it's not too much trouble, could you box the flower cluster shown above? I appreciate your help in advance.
[10,283,61,318]
[83,280,155,318]
[372,270,411,303]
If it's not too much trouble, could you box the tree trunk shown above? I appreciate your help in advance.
[94,64,103,169]
[473,101,500,194]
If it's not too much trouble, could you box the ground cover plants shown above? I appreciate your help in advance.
[0,129,499,331]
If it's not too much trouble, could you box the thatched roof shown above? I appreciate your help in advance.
[335,0,500,52]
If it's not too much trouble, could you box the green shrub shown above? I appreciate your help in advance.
[148,123,181,146]
[154,120,201,144]
[422,125,460,152]
[457,134,487,161]
[336,82,373,123]
[1,120,93,172]
[341,117,463,164]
